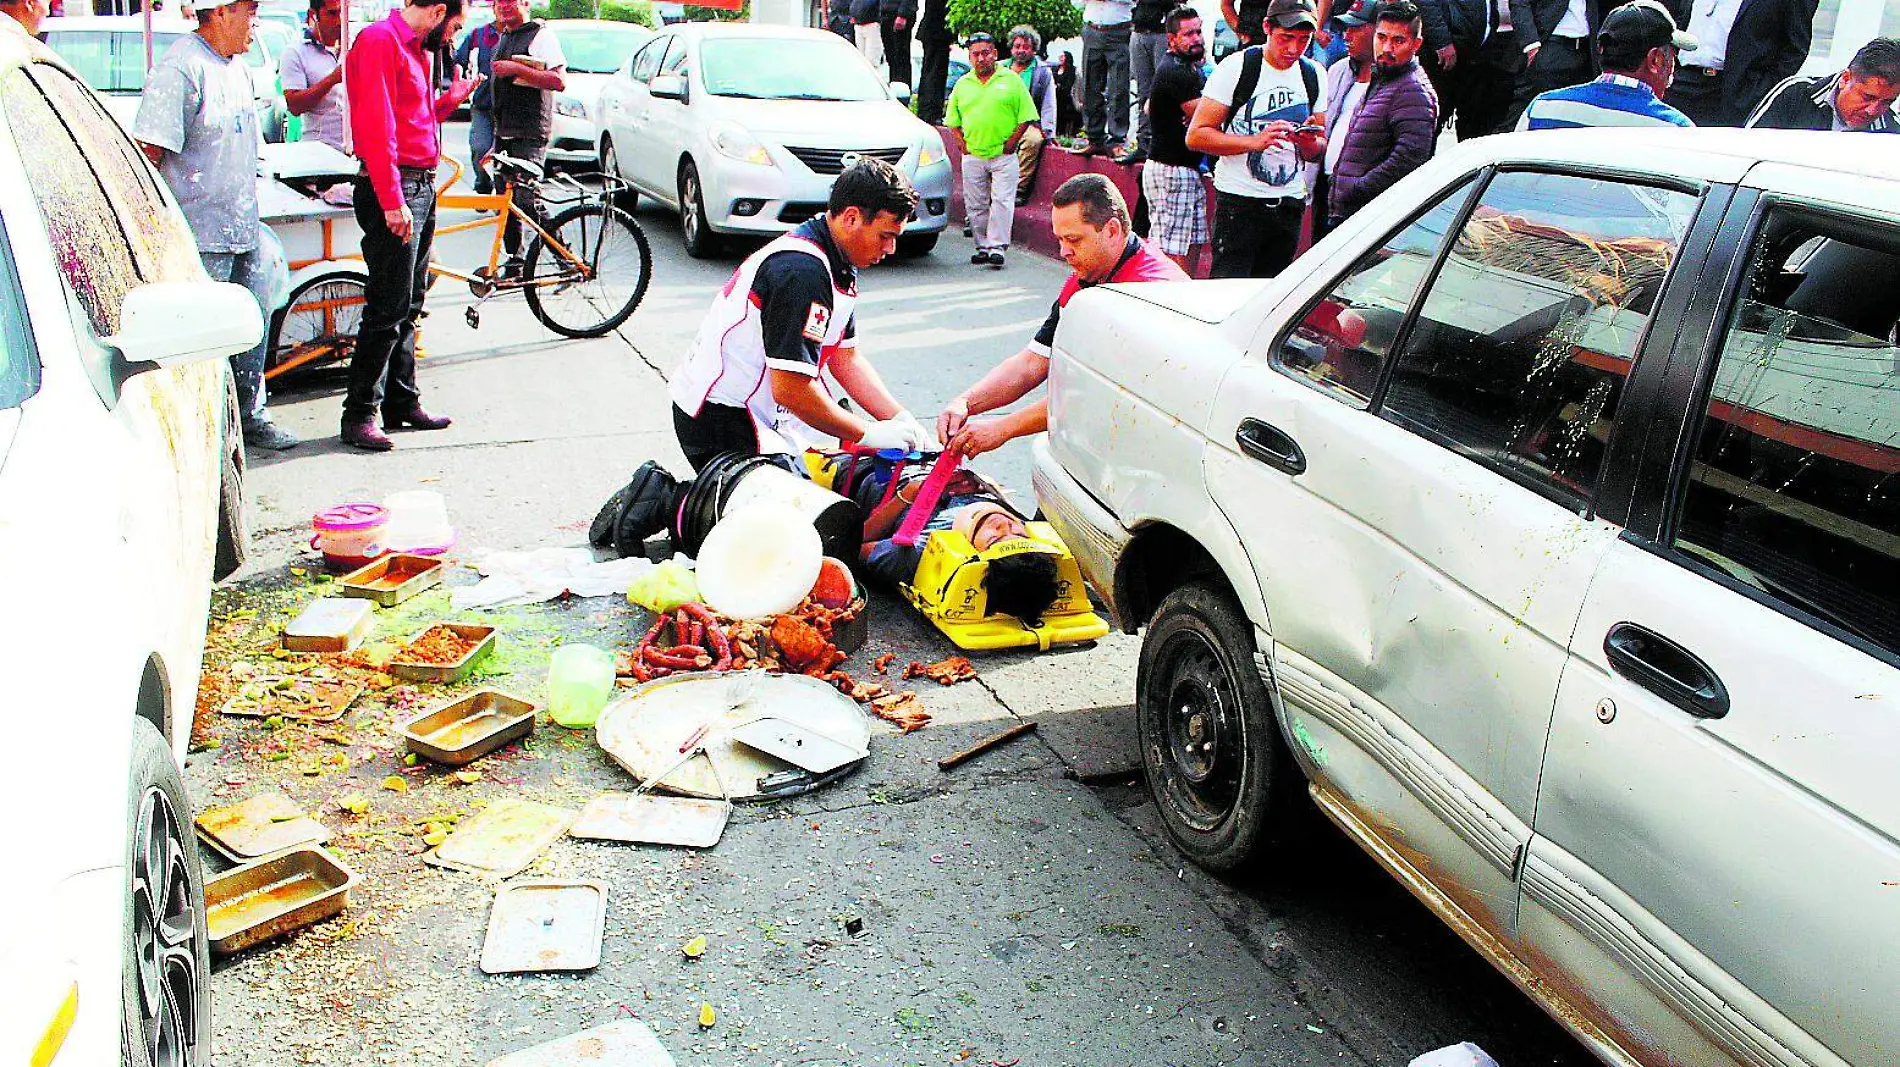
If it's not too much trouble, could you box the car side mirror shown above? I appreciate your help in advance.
[889,81,912,102]
[651,73,687,101]
[107,281,263,375]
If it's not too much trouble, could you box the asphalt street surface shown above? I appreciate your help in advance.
[188,121,1598,1066]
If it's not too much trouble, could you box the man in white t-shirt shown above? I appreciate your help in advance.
[1187,0,1328,278]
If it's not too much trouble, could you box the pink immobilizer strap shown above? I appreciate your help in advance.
[893,450,962,547]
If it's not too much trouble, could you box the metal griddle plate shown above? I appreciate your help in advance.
[594,672,870,801]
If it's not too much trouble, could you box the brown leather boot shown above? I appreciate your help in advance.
[384,406,453,431]
[341,418,394,451]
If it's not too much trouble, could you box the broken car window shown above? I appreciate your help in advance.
[1378,170,1699,509]
[1275,176,1477,405]
[1674,216,1900,656]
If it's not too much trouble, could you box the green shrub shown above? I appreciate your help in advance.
[532,0,597,17]
[946,0,1081,47]
[599,0,658,24]
[683,2,751,20]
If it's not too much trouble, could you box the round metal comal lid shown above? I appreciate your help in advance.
[595,672,870,801]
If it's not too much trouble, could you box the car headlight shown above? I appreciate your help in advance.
[918,140,946,169]
[710,122,774,167]
[555,94,587,118]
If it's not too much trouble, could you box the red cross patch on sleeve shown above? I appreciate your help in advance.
[802,301,831,342]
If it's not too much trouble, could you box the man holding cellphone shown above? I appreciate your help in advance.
[1187,0,1328,279]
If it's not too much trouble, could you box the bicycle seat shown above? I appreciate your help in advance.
[489,152,545,181]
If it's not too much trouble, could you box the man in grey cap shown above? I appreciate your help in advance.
[134,0,300,451]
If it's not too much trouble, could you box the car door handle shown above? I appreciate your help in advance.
[1603,623,1730,720]
[1236,418,1306,476]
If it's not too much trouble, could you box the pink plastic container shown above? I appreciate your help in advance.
[311,503,388,568]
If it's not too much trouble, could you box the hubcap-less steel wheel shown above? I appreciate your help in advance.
[1155,630,1245,833]
[132,785,201,1067]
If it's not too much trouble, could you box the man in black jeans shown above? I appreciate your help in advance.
[915,0,951,124]
[880,0,916,89]
[342,0,479,451]
[1187,0,1328,278]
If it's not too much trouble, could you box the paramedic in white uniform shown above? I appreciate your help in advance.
[669,158,933,471]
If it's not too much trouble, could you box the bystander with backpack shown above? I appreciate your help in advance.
[1186,0,1328,278]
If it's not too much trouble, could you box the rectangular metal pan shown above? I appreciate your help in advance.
[402,689,536,766]
[205,846,358,955]
[337,553,446,607]
[388,623,497,684]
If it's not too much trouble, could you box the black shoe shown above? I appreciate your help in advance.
[384,406,454,431]
[987,251,1006,268]
[341,418,393,452]
[970,250,989,265]
[962,223,973,237]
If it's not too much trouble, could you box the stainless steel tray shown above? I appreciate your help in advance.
[478,880,606,974]
[388,623,497,684]
[205,846,358,954]
[195,793,330,862]
[337,553,446,607]
[402,689,535,766]
[282,597,376,653]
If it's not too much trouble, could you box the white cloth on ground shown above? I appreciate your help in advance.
[450,547,654,609]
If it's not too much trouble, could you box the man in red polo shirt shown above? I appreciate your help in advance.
[342,0,480,451]
[938,173,1188,458]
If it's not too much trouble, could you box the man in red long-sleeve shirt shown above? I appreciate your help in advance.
[342,0,480,451]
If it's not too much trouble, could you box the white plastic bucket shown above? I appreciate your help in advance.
[694,504,823,620]
[381,490,455,554]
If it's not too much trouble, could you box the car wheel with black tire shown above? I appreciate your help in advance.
[213,375,248,582]
[1136,581,1295,872]
[600,137,637,211]
[122,718,211,1067]
[679,160,718,259]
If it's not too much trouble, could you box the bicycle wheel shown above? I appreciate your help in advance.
[268,272,365,375]
[523,202,652,339]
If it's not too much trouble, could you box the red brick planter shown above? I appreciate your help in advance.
[938,128,1217,278]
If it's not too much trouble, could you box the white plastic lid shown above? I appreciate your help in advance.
[693,503,823,620]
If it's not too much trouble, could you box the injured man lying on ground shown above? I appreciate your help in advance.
[849,461,1061,626]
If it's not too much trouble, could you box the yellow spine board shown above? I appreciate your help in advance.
[900,523,1109,651]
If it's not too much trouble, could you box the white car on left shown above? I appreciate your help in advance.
[0,21,260,1067]
[41,14,287,141]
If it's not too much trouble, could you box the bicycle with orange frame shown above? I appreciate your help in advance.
[266,152,652,378]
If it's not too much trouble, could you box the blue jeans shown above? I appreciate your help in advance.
[467,108,496,195]
[199,247,277,430]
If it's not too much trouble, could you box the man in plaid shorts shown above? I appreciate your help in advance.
[1141,5,1210,270]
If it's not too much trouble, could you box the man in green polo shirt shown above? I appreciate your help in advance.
[947,32,1039,268]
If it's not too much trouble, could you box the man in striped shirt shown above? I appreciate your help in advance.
[1518,0,1694,130]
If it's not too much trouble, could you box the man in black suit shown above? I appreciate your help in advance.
[1664,0,1816,126]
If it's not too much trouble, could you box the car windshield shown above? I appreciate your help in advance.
[700,37,887,101]
[556,24,651,74]
[46,30,190,93]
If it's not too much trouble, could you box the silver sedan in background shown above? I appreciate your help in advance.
[594,22,952,258]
